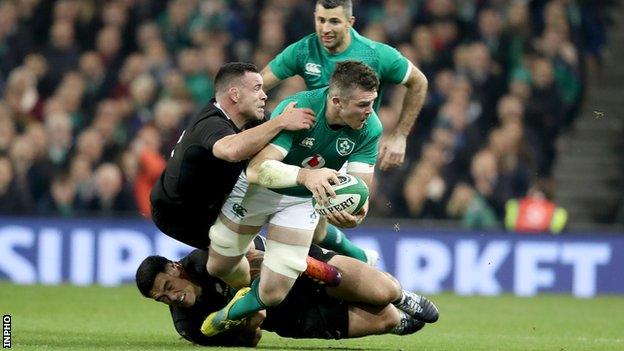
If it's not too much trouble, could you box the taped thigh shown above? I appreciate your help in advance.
[209,218,257,257]
[263,239,309,279]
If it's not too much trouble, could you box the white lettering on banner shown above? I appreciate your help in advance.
[0,226,36,283]
[97,230,151,286]
[560,243,611,298]
[454,240,511,295]
[39,228,62,284]
[156,233,193,261]
[514,242,558,296]
[396,239,451,294]
[350,237,387,272]
[70,230,95,285]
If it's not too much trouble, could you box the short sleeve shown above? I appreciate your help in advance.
[348,137,379,165]
[193,117,236,151]
[377,44,411,85]
[268,41,301,80]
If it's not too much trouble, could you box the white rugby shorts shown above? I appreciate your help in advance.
[221,173,319,231]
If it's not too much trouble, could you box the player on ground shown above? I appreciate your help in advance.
[261,0,429,263]
[202,61,393,336]
[136,237,439,346]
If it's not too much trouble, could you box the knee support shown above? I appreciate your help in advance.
[209,218,257,256]
[263,240,309,279]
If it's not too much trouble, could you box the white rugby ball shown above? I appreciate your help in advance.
[312,174,369,216]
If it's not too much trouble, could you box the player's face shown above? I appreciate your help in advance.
[150,267,199,308]
[337,88,377,130]
[237,71,267,121]
[314,4,353,52]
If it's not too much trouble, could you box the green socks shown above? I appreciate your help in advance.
[319,224,367,262]
[227,278,266,320]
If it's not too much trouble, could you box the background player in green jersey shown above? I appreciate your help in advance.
[260,0,428,264]
[201,61,383,337]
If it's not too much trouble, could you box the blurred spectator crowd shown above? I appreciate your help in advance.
[0,0,616,225]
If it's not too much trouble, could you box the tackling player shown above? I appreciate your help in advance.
[136,237,439,346]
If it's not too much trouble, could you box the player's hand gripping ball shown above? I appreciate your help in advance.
[312,174,369,216]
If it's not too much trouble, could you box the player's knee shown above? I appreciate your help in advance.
[378,306,401,333]
[257,283,290,306]
[368,272,401,305]
[208,218,256,257]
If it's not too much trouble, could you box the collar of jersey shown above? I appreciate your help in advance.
[213,101,231,121]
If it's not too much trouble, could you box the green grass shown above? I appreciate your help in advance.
[1,283,623,350]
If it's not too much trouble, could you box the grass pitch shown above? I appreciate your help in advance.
[2,283,623,351]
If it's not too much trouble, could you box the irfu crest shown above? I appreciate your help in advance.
[336,138,355,156]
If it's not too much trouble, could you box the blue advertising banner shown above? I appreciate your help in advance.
[1,217,622,297]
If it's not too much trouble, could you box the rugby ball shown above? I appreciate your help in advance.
[312,174,369,216]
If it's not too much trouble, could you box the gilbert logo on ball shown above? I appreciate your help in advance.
[312,174,369,215]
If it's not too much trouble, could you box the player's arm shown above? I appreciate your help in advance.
[379,62,428,170]
[213,102,314,162]
[246,144,340,205]
[260,65,282,92]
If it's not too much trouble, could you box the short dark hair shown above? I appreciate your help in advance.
[214,62,258,93]
[135,255,170,298]
[329,61,379,99]
[317,0,353,18]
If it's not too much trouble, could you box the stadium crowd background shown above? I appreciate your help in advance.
[0,0,616,228]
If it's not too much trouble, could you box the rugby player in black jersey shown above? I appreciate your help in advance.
[136,237,439,346]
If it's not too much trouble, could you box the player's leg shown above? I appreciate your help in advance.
[206,215,259,288]
[207,174,271,289]
[313,218,379,265]
[202,194,317,336]
[326,254,439,323]
[226,224,313,320]
[347,304,425,337]
[324,254,401,305]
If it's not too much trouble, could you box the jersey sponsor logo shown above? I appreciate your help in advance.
[304,63,322,76]
[301,154,325,169]
[299,137,315,148]
[336,138,355,156]
[232,203,247,218]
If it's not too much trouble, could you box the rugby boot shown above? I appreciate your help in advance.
[393,290,439,323]
[392,310,426,335]
[303,256,342,287]
[200,287,251,337]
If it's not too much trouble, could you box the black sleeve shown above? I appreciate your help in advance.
[193,117,236,152]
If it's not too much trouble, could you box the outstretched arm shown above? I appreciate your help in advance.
[378,63,428,170]
[213,103,314,162]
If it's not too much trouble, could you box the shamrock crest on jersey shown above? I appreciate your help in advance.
[336,138,355,156]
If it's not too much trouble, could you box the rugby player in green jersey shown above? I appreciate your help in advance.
[261,0,428,264]
[201,61,396,337]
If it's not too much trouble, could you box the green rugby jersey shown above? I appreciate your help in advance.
[268,87,382,197]
[268,28,411,110]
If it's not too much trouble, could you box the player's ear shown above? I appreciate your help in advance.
[331,96,342,109]
[169,262,183,276]
[228,87,239,102]
[348,16,355,27]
